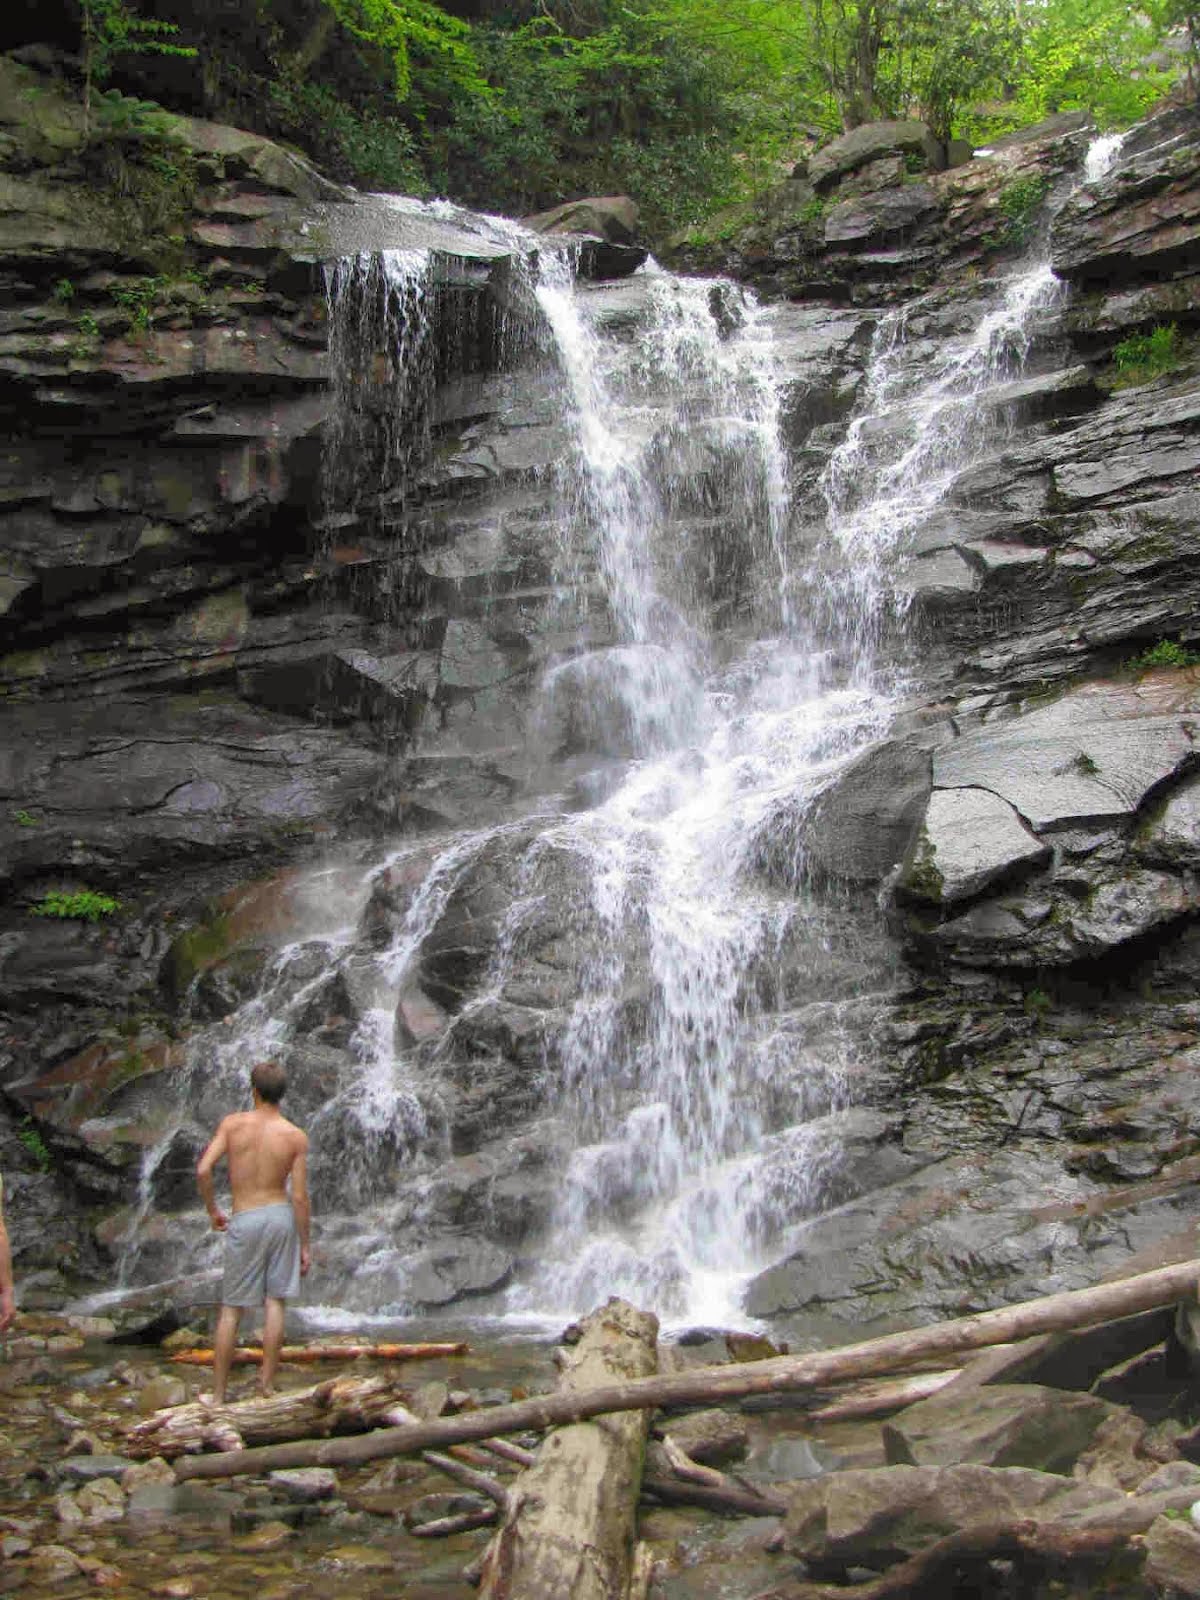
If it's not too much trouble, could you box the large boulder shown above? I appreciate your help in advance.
[780,1464,1118,1571]
[809,121,945,190]
[881,1383,1142,1476]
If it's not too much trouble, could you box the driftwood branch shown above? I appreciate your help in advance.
[128,1373,418,1459]
[408,1508,498,1538]
[169,1341,468,1367]
[175,1259,1200,1482]
[422,1450,510,1509]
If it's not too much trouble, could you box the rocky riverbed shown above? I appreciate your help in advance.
[7,1302,1200,1599]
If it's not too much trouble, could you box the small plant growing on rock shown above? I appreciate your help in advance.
[1072,752,1099,776]
[52,278,75,305]
[1128,637,1200,673]
[30,889,121,922]
[12,809,39,827]
[17,1118,51,1172]
[1112,323,1182,387]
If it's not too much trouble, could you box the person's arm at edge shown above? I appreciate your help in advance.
[196,1119,230,1231]
[0,1201,14,1332]
[291,1136,311,1276]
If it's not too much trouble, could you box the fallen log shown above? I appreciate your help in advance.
[476,1299,659,1600]
[169,1341,468,1366]
[174,1258,1200,1482]
[127,1373,416,1459]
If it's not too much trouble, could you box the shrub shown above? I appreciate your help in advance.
[1112,323,1181,387]
[995,174,1049,248]
[30,889,122,922]
[1128,637,1200,672]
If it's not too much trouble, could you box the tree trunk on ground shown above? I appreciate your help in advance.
[174,1259,1200,1482]
[476,1298,659,1600]
[127,1374,415,1459]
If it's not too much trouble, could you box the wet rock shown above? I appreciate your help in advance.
[122,1457,175,1492]
[1144,1514,1200,1598]
[758,740,931,889]
[659,1409,749,1466]
[898,787,1050,906]
[73,1476,125,1524]
[138,1376,189,1414]
[401,1238,514,1308]
[233,1520,295,1551]
[27,1543,86,1583]
[58,1453,135,1483]
[881,1384,1136,1475]
[324,1543,396,1571]
[781,1464,1118,1570]
[267,1468,338,1503]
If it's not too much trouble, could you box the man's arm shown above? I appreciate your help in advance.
[291,1134,311,1276]
[196,1120,231,1232]
[0,1198,14,1333]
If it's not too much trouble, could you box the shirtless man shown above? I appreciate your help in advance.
[196,1061,310,1403]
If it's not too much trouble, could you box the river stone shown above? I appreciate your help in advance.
[74,1476,125,1523]
[59,1453,135,1482]
[138,1376,189,1414]
[932,678,1200,832]
[881,1383,1131,1474]
[28,1544,86,1582]
[234,1520,295,1551]
[1145,1515,1200,1598]
[267,1468,338,1503]
[900,787,1050,906]
[781,1464,1119,1568]
[660,1409,749,1466]
[325,1544,396,1571]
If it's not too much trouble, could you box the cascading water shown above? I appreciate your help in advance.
[108,146,1109,1333]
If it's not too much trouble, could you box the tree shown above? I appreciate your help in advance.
[79,0,196,130]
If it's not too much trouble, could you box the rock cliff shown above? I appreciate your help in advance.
[2,48,1200,1338]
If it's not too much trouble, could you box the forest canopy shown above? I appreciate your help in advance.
[37,0,1200,234]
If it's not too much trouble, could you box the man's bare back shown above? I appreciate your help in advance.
[220,1107,308,1213]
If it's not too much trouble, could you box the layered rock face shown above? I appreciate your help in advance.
[744,105,1200,1338]
[3,52,1200,1341]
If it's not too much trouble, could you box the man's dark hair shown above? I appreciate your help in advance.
[251,1060,287,1104]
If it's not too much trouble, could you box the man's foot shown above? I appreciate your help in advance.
[197,1391,225,1407]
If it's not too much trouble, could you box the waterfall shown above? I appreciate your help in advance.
[112,147,1102,1330]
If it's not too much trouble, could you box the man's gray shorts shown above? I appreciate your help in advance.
[222,1203,300,1307]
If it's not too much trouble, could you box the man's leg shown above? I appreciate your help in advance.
[260,1295,286,1396]
[211,1303,242,1404]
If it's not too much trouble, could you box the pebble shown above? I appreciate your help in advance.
[234,1520,296,1552]
[28,1543,85,1582]
[325,1544,395,1571]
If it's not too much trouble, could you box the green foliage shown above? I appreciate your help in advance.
[1072,752,1100,776]
[1112,323,1183,386]
[995,174,1050,247]
[1024,987,1052,1016]
[1128,637,1200,672]
[17,1118,52,1172]
[52,278,75,305]
[112,274,166,334]
[30,889,122,922]
[268,80,425,192]
[77,311,100,339]
[12,809,40,827]
[80,0,196,130]
[318,0,486,104]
